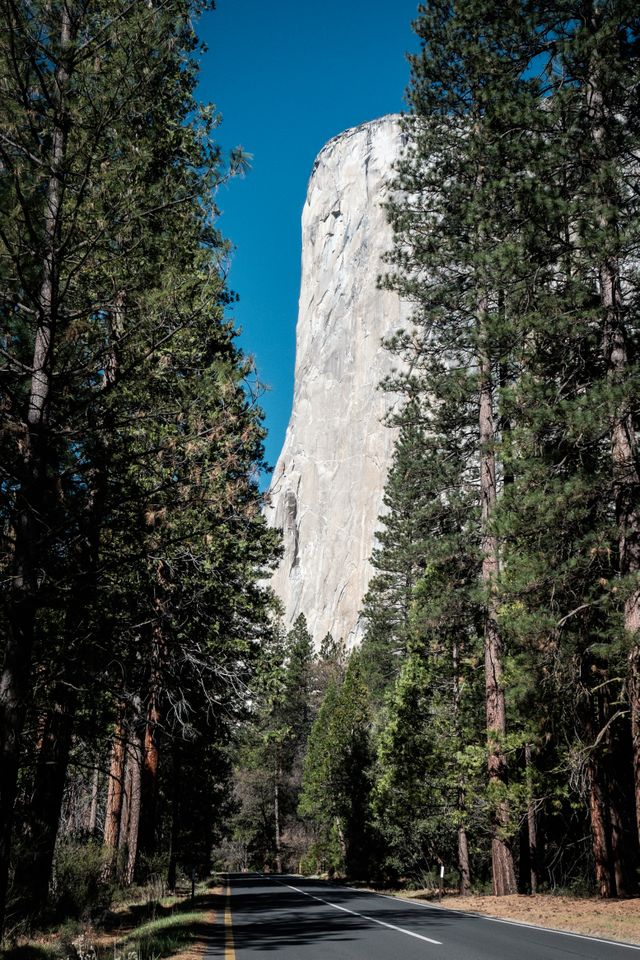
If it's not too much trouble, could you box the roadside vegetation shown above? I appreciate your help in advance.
[0,0,278,945]
[1,881,220,960]
[2,0,640,949]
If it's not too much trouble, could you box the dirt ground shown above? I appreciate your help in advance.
[398,891,640,945]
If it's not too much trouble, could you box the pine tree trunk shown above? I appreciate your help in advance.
[103,709,126,877]
[88,765,100,835]
[608,794,627,898]
[125,727,143,886]
[138,696,160,864]
[587,758,614,897]
[13,686,77,916]
[600,248,640,842]
[167,745,181,891]
[335,818,347,867]
[602,696,638,896]
[274,757,282,874]
[12,482,104,907]
[478,320,517,896]
[581,661,617,897]
[118,735,135,869]
[588,42,640,845]
[137,577,167,869]
[525,743,538,896]
[453,639,471,894]
[0,10,72,936]
[457,821,471,896]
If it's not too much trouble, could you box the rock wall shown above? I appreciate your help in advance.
[265,115,410,647]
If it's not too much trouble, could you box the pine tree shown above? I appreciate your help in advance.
[0,0,279,926]
[229,615,315,872]
[384,0,640,897]
[383,0,546,893]
[299,654,372,877]
[361,414,436,700]
[492,0,640,895]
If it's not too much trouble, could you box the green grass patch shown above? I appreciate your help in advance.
[102,908,213,960]
[1,890,218,960]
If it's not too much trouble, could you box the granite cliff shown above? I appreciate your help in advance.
[265,115,410,646]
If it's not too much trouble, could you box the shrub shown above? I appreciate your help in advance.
[51,841,114,921]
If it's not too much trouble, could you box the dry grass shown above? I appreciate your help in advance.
[395,891,640,945]
[1,886,223,960]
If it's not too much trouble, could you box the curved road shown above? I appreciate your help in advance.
[211,873,640,960]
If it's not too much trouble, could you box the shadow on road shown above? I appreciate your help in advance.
[224,875,452,954]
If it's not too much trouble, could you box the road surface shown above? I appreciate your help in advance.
[210,873,640,960]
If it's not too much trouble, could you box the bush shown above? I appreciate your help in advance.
[299,827,343,878]
[51,841,114,921]
[134,852,169,890]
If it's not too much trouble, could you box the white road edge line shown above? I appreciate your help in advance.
[271,877,442,946]
[340,885,640,952]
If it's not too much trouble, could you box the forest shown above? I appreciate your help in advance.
[1,0,640,952]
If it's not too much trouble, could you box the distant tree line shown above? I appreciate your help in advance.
[0,0,279,938]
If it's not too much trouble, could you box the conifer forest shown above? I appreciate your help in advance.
[1,0,640,950]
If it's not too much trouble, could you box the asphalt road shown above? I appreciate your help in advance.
[210,873,640,960]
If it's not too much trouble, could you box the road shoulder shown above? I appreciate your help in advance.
[379,890,640,947]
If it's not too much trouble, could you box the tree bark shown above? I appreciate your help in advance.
[137,690,161,867]
[587,31,640,845]
[274,756,282,874]
[12,685,77,916]
[88,765,100,835]
[118,734,135,866]
[587,758,614,898]
[167,745,181,891]
[457,820,471,896]
[0,9,72,936]
[525,743,538,896]
[125,725,142,886]
[608,792,627,898]
[478,314,517,896]
[452,638,471,894]
[600,243,640,843]
[11,428,105,909]
[137,570,168,871]
[335,818,347,867]
[103,708,126,876]
[602,693,638,897]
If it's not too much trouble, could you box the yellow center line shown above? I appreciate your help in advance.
[224,881,236,960]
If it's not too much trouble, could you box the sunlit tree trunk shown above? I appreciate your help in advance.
[125,723,143,886]
[103,707,126,876]
[274,753,283,874]
[586,26,640,845]
[478,304,517,896]
[525,743,538,895]
[453,638,471,894]
[88,765,100,835]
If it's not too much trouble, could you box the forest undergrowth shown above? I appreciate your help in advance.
[0,882,219,960]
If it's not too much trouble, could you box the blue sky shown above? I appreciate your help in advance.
[197,0,419,474]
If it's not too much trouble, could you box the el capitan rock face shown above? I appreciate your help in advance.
[265,115,410,647]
